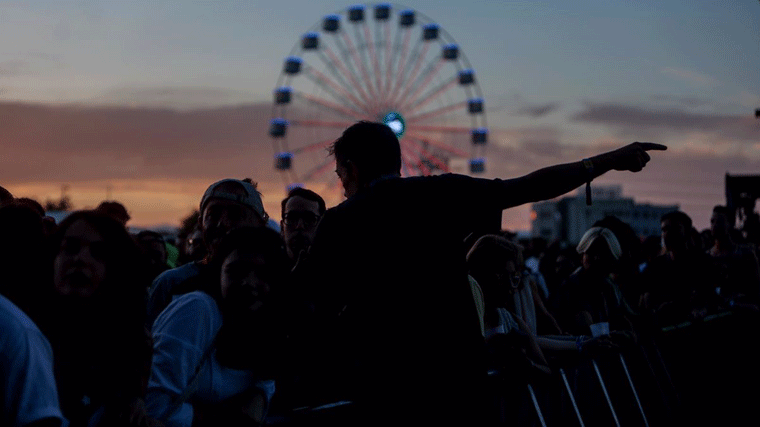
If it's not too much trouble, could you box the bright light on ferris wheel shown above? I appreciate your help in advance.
[383,111,406,137]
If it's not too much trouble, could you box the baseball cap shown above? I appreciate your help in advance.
[576,227,622,260]
[200,179,266,220]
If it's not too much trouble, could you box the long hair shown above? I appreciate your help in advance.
[46,210,150,414]
[51,210,147,307]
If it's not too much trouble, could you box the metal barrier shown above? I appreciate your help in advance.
[267,309,758,426]
[487,309,759,426]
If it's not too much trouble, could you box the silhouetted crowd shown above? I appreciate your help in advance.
[1,122,757,427]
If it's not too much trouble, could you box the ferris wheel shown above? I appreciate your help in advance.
[269,3,489,199]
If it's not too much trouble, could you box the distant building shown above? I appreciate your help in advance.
[531,185,678,244]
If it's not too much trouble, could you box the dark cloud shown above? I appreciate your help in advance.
[650,94,710,108]
[514,102,560,118]
[571,102,758,142]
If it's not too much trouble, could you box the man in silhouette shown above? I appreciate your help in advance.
[300,121,665,425]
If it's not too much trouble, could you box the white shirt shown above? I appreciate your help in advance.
[145,291,274,427]
[0,294,66,427]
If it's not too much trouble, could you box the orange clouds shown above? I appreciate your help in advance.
[2,100,756,231]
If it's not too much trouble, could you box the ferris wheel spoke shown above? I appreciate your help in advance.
[406,100,468,123]
[394,59,444,109]
[404,136,452,173]
[363,23,383,104]
[401,75,459,115]
[290,138,335,155]
[352,24,377,102]
[388,28,412,105]
[399,144,414,177]
[408,125,471,133]
[300,155,336,183]
[383,21,396,101]
[303,66,372,115]
[390,42,430,107]
[374,22,384,94]
[331,34,368,99]
[290,119,357,129]
[297,92,370,121]
[405,131,470,158]
[400,146,431,176]
[322,45,373,109]
[315,50,372,108]
[389,37,423,106]
[341,31,378,107]
[353,24,380,101]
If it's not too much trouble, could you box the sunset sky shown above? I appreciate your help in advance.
[2,0,759,232]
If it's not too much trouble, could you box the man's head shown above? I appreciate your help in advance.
[136,230,168,268]
[330,121,402,198]
[95,201,131,225]
[710,205,734,239]
[660,210,692,253]
[280,187,325,261]
[200,179,269,255]
[466,235,525,304]
[0,185,13,208]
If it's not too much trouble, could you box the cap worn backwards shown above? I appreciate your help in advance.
[200,179,266,219]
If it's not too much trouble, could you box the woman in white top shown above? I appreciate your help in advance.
[146,226,288,427]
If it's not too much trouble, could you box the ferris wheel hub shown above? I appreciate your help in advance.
[382,111,406,138]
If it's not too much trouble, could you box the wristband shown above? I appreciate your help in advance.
[576,335,585,352]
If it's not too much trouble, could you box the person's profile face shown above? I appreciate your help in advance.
[220,249,272,314]
[335,161,359,199]
[53,219,108,298]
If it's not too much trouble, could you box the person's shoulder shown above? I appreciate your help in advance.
[0,294,40,334]
[155,262,202,283]
[153,291,220,333]
[165,291,217,314]
[150,262,203,296]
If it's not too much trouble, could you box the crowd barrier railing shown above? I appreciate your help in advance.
[486,308,759,427]
[266,308,758,426]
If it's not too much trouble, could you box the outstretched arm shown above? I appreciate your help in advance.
[501,142,667,208]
